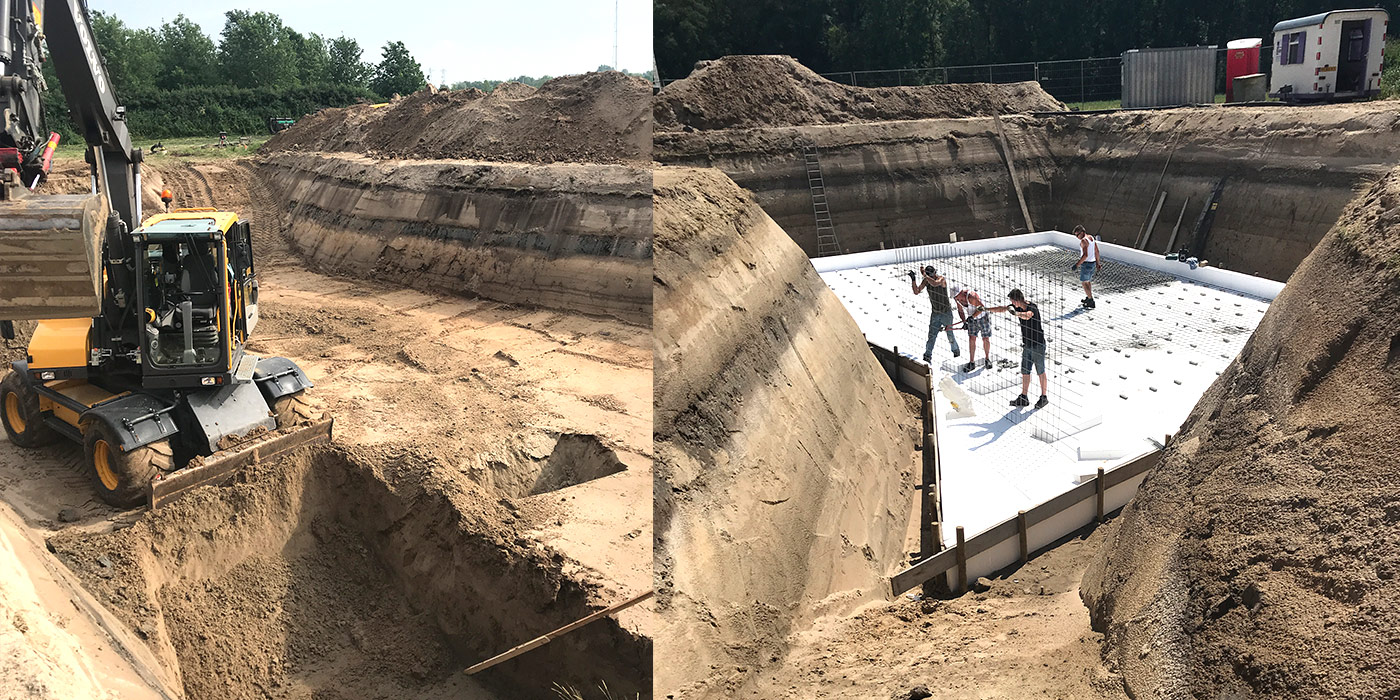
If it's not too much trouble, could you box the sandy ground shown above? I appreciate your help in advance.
[0,156,655,696]
[0,500,179,699]
[742,523,1128,700]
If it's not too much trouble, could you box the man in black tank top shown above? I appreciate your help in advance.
[908,265,961,364]
[990,288,1048,409]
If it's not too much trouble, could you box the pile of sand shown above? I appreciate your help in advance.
[654,55,1065,131]
[263,71,652,164]
[1081,167,1400,698]
[653,166,917,697]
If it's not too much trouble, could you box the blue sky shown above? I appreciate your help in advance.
[87,0,654,83]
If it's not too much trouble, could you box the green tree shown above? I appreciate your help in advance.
[155,14,216,90]
[286,30,331,85]
[216,10,297,89]
[370,41,425,97]
[89,11,160,95]
[327,36,369,88]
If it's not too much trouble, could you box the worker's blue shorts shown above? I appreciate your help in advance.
[1079,261,1097,282]
[964,314,992,338]
[1021,343,1047,375]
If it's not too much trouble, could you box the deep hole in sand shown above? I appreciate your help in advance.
[483,433,629,498]
[46,447,648,700]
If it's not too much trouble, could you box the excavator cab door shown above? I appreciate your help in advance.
[228,220,257,339]
[134,220,232,386]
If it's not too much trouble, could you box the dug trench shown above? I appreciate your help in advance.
[655,56,1400,280]
[0,153,653,699]
[47,445,646,700]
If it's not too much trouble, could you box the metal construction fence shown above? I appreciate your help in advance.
[811,47,1272,108]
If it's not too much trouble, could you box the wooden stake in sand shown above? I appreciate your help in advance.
[464,590,654,675]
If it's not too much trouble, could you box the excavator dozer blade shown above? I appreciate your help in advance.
[0,194,109,320]
[147,418,334,509]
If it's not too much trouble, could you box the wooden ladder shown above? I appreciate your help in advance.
[804,146,842,257]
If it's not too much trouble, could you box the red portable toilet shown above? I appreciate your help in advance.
[1226,38,1263,101]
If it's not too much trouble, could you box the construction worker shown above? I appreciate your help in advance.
[950,285,992,373]
[908,265,960,364]
[1072,225,1098,309]
[990,288,1048,409]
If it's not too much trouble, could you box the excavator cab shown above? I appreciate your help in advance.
[133,210,257,384]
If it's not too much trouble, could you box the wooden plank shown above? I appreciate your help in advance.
[465,590,654,675]
[1017,510,1029,562]
[1136,190,1167,250]
[890,544,959,595]
[1102,451,1160,489]
[1096,467,1106,521]
[992,114,1035,233]
[954,526,967,593]
[890,450,1164,594]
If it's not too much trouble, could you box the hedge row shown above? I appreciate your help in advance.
[44,83,378,141]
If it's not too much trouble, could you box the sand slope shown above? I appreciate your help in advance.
[655,55,1064,131]
[264,71,651,164]
[1082,166,1400,698]
[653,167,917,697]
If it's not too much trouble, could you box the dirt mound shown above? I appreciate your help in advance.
[47,445,650,699]
[653,166,917,697]
[1081,167,1400,698]
[263,71,651,164]
[654,55,1064,131]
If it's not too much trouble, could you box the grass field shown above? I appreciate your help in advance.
[52,133,272,164]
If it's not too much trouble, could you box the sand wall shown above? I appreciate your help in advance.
[258,152,652,323]
[1081,166,1400,699]
[656,118,1057,256]
[653,167,917,697]
[656,102,1400,280]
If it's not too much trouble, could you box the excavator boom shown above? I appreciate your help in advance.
[0,0,140,321]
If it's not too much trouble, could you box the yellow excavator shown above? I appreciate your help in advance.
[0,1,330,509]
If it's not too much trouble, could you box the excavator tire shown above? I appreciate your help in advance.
[272,391,323,428]
[82,419,174,509]
[1,370,58,448]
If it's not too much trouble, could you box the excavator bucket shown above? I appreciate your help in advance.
[0,194,109,320]
[147,418,334,509]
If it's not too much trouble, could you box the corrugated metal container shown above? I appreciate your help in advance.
[1121,46,1218,108]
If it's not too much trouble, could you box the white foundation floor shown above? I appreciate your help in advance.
[817,234,1279,540]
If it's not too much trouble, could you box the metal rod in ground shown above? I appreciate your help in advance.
[464,590,654,675]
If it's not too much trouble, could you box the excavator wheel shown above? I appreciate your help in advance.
[1,371,58,448]
[82,419,174,509]
[272,391,324,428]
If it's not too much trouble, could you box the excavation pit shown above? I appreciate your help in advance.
[46,446,649,700]
[815,232,1282,540]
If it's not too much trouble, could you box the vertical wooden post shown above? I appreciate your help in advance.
[1017,510,1029,562]
[955,526,967,593]
[1096,467,1106,522]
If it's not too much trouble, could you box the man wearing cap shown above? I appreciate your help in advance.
[950,285,992,373]
[1072,225,1098,309]
[989,288,1048,409]
[908,265,960,364]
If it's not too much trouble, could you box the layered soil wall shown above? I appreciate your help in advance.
[258,153,652,323]
[653,167,917,698]
[48,446,650,700]
[657,102,1400,280]
[1080,167,1400,699]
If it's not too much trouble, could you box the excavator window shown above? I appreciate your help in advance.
[138,220,226,369]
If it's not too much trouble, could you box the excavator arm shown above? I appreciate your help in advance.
[0,0,142,322]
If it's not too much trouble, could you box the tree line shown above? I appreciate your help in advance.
[449,65,656,92]
[656,0,1400,80]
[45,10,428,139]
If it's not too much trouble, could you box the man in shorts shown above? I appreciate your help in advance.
[1072,225,1098,309]
[950,285,992,373]
[990,288,1048,408]
[908,265,960,364]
